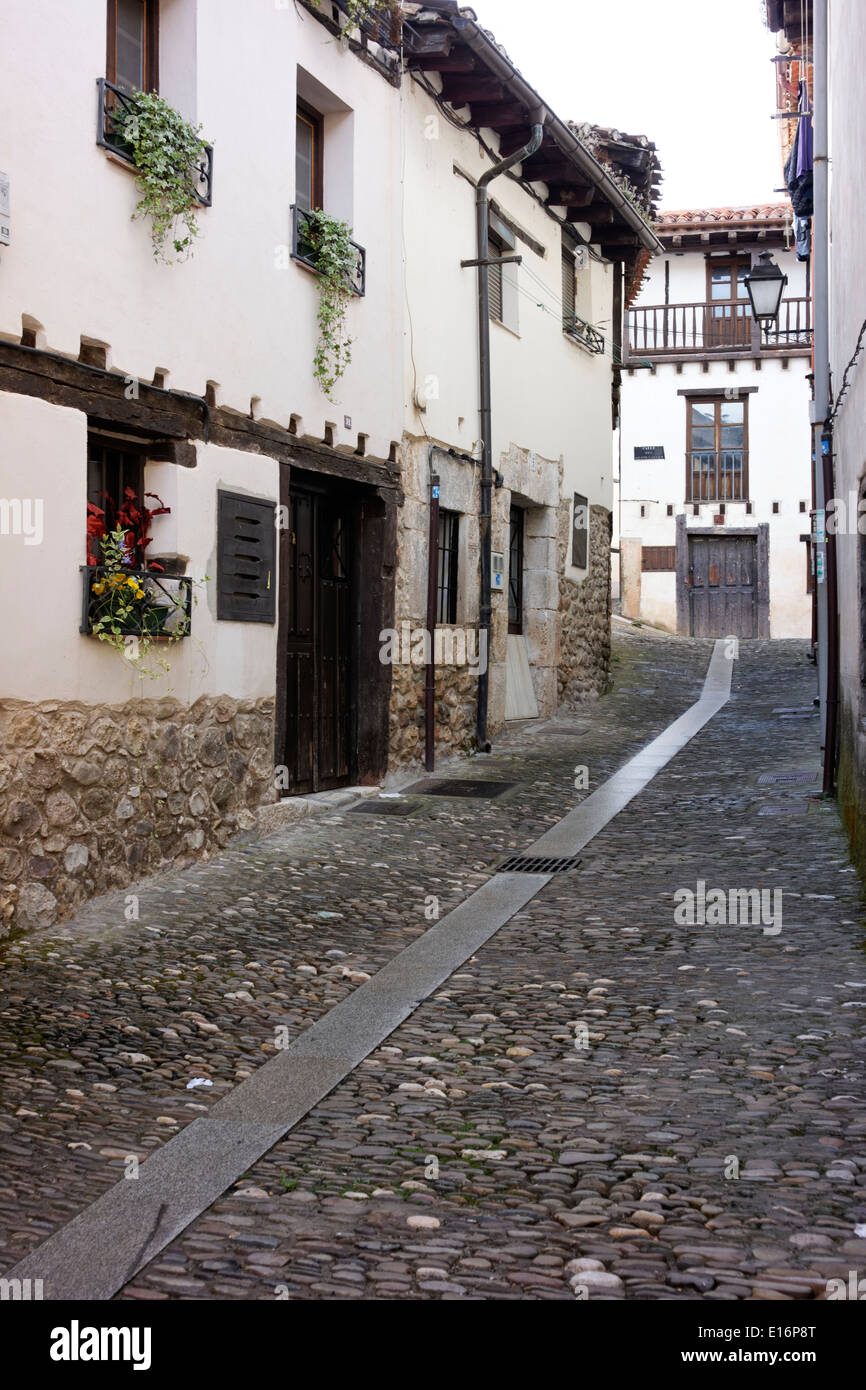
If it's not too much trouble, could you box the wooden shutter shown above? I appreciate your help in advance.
[562,246,576,328]
[488,232,503,323]
[217,491,276,622]
[641,546,677,572]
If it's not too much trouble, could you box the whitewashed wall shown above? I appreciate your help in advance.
[619,245,812,637]
[400,76,615,582]
[0,0,404,707]
[0,0,403,454]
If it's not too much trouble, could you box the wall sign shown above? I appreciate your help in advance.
[634,445,665,460]
[572,492,588,569]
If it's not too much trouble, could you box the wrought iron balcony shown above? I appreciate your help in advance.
[291,204,366,297]
[564,312,605,355]
[626,296,812,358]
[80,565,193,638]
[96,78,214,207]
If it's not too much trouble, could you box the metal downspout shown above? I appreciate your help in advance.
[474,118,545,752]
[811,0,836,792]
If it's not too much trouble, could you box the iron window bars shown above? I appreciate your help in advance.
[96,77,214,207]
[80,565,193,637]
[291,204,366,297]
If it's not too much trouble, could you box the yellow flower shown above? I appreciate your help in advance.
[92,581,105,595]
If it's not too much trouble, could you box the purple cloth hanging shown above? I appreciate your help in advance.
[796,79,814,179]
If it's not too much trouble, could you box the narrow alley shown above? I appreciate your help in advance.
[2,627,863,1303]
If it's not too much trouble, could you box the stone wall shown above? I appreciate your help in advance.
[388,659,478,770]
[558,503,613,706]
[0,696,276,936]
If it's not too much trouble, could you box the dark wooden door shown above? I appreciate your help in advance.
[284,486,352,793]
[508,505,524,634]
[688,534,758,637]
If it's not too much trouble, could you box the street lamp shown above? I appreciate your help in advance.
[744,251,788,327]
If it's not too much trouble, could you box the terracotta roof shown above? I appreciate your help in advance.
[657,204,792,230]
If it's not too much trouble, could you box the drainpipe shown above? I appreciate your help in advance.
[425,467,440,772]
[474,115,545,753]
[810,0,835,792]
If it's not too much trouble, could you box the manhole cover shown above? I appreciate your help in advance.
[347,799,420,816]
[406,779,516,799]
[758,802,810,816]
[497,853,582,874]
[757,771,818,786]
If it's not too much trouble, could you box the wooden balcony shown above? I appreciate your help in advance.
[626,297,812,360]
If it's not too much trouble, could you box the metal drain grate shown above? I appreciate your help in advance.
[347,799,419,816]
[497,853,582,874]
[758,802,810,816]
[406,779,516,799]
[757,771,818,786]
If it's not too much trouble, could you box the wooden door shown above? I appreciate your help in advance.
[705,256,752,348]
[688,534,758,638]
[284,486,352,793]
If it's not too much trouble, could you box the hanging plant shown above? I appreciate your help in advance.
[313,0,398,34]
[115,92,210,262]
[303,209,357,400]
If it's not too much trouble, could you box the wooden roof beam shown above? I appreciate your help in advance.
[440,74,506,104]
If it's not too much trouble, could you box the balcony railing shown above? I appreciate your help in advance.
[564,312,605,355]
[291,204,366,297]
[627,297,812,357]
[96,78,214,207]
[80,566,193,638]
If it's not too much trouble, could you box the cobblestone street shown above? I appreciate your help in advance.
[2,627,865,1301]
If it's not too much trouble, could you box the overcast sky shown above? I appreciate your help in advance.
[472,0,784,211]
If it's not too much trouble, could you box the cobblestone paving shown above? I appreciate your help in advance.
[2,630,865,1300]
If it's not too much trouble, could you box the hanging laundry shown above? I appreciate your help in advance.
[796,78,814,179]
[785,79,814,219]
[794,214,812,262]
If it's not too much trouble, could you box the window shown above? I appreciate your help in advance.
[706,255,751,348]
[487,211,517,332]
[296,101,324,214]
[686,396,749,503]
[87,436,145,564]
[642,546,676,572]
[107,0,158,94]
[217,491,276,623]
[508,506,524,634]
[436,510,459,625]
[488,230,505,324]
[562,245,576,333]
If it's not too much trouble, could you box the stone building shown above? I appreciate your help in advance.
[0,0,660,933]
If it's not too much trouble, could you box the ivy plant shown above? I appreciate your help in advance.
[303,209,357,400]
[115,92,210,263]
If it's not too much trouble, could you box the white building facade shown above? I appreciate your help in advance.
[618,205,813,639]
[0,0,660,934]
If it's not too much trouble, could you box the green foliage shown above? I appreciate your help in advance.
[116,91,210,262]
[89,526,193,679]
[313,0,396,30]
[303,209,357,400]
